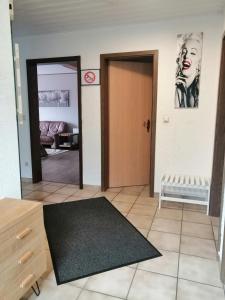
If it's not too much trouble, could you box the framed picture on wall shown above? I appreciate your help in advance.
[38,90,70,107]
[175,32,203,108]
[81,69,100,86]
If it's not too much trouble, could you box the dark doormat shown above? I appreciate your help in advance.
[43,197,161,285]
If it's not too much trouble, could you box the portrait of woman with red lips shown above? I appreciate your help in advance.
[175,32,203,108]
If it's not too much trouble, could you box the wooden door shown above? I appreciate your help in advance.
[210,37,225,216]
[108,60,153,187]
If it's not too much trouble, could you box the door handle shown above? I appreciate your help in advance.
[143,120,150,132]
[146,119,150,132]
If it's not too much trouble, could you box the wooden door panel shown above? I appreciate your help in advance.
[108,61,152,187]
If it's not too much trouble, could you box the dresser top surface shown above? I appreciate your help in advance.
[0,199,42,233]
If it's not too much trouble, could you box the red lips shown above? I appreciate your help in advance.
[182,59,191,70]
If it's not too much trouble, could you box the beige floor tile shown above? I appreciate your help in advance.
[128,263,138,269]
[138,250,179,277]
[56,186,79,195]
[183,210,211,224]
[121,185,144,196]
[213,226,219,241]
[106,187,122,193]
[161,200,183,210]
[83,185,101,192]
[28,279,81,300]
[74,189,97,198]
[69,277,89,288]
[85,267,135,299]
[43,201,54,205]
[156,208,182,221]
[211,216,220,226]
[151,218,181,234]
[35,184,62,193]
[94,192,118,201]
[128,269,177,300]
[177,279,225,300]
[140,189,151,197]
[121,211,128,217]
[113,194,137,204]
[129,204,156,217]
[65,183,79,187]
[44,193,69,203]
[41,181,55,185]
[65,195,88,202]
[42,271,57,283]
[127,213,153,230]
[179,254,222,287]
[25,191,50,200]
[22,189,32,197]
[136,228,149,237]
[78,290,121,300]
[183,203,207,213]
[47,182,66,187]
[148,231,180,252]
[23,182,45,191]
[136,196,158,207]
[180,235,217,260]
[182,221,214,239]
[112,201,133,213]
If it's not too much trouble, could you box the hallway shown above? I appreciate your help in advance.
[21,182,222,300]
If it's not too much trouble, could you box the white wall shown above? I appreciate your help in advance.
[0,0,21,198]
[38,72,79,132]
[15,14,223,188]
[218,10,225,261]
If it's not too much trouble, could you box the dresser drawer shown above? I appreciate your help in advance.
[0,251,46,300]
[0,207,42,244]
[0,237,46,281]
[0,211,45,269]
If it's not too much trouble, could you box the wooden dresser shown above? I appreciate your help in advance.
[0,199,47,300]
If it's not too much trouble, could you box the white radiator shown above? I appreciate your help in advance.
[159,174,210,214]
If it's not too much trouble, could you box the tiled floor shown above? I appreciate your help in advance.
[21,182,224,300]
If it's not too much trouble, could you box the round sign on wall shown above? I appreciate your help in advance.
[81,69,100,86]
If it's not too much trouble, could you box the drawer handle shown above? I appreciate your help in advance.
[16,228,32,240]
[18,251,33,264]
[20,274,35,289]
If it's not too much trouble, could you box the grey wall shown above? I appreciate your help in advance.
[38,72,79,132]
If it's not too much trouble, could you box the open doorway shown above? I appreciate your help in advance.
[100,51,158,197]
[26,56,83,189]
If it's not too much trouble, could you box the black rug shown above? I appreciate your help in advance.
[43,197,161,285]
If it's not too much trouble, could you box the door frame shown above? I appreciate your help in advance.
[100,50,158,196]
[210,36,225,216]
[26,56,83,189]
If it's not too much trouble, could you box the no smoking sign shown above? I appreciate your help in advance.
[81,69,100,86]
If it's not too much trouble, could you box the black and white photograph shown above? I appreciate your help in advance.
[38,90,70,107]
[175,32,203,108]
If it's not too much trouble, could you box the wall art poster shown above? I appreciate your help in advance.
[38,90,70,107]
[175,32,203,108]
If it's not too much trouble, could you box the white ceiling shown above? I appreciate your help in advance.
[37,63,77,75]
[13,0,225,36]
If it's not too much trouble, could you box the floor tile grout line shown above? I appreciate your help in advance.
[125,196,170,299]
[125,189,157,300]
[125,268,137,300]
[82,286,126,300]
[150,228,215,241]
[75,285,84,300]
[178,276,223,289]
